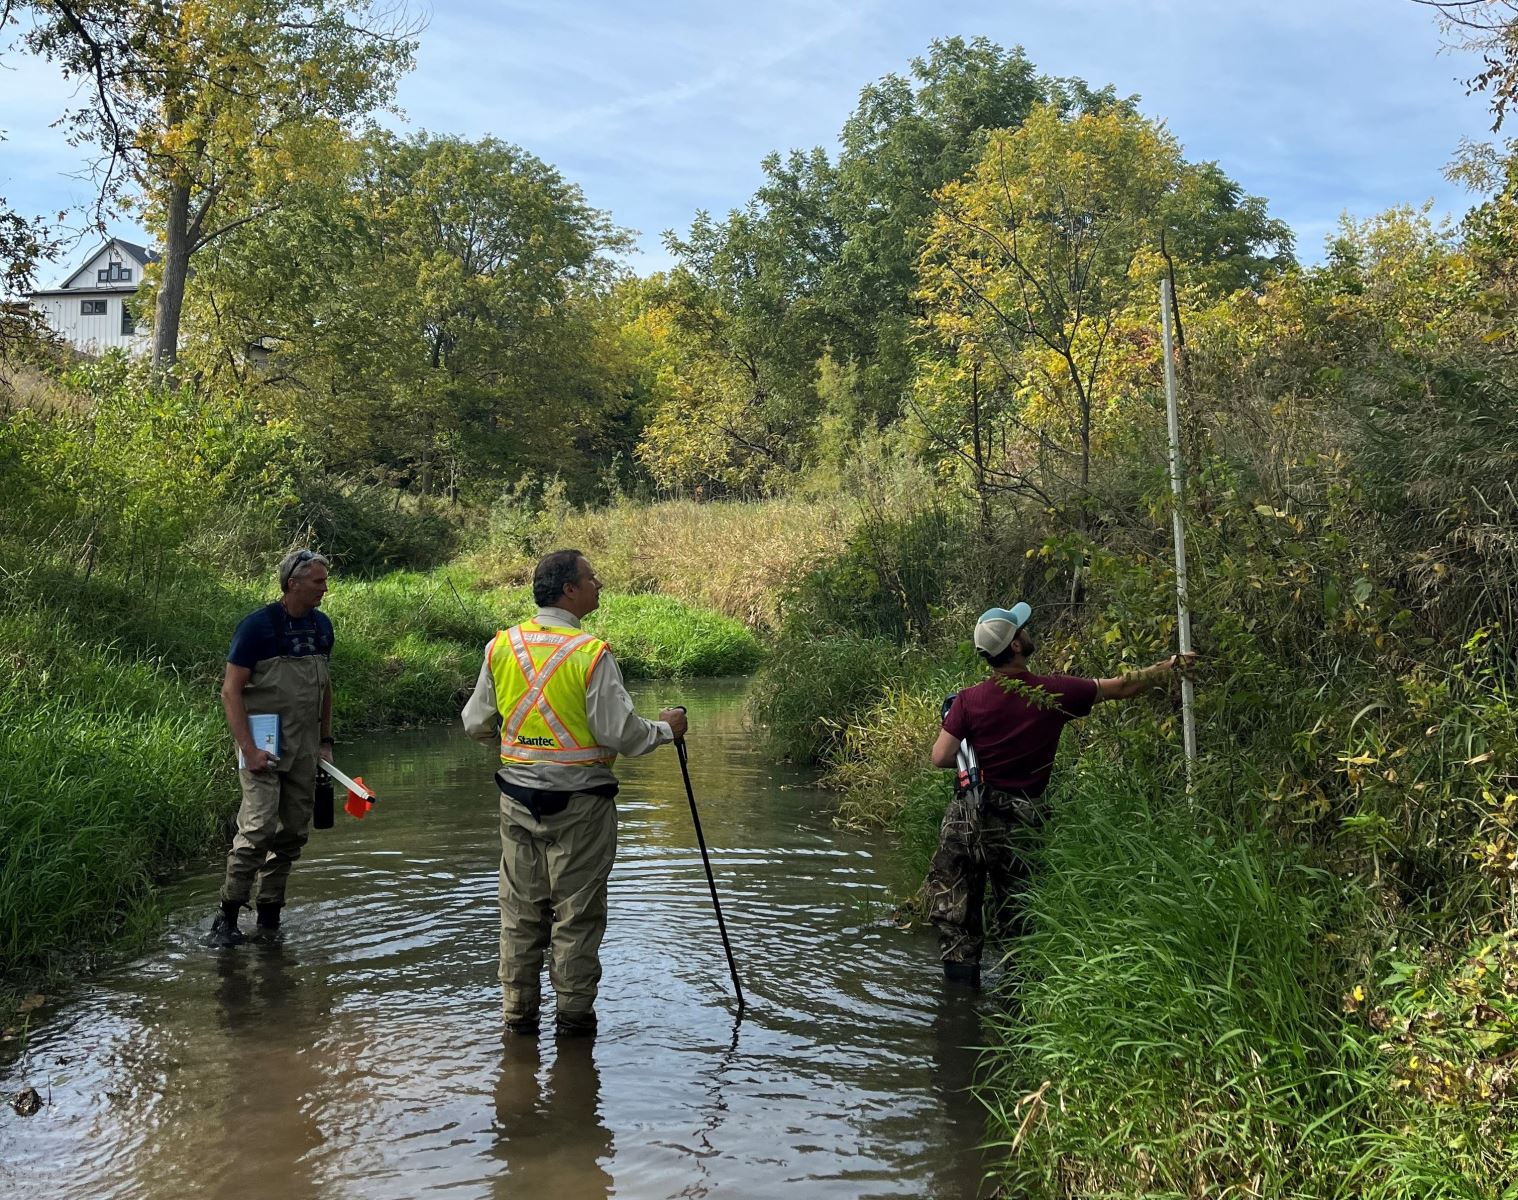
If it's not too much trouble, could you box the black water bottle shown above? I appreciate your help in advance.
[313,770,335,830]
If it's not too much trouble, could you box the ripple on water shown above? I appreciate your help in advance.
[1,681,991,1200]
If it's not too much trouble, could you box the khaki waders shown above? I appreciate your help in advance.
[220,653,329,908]
[498,791,618,1023]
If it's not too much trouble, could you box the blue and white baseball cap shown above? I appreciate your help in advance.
[973,603,1032,656]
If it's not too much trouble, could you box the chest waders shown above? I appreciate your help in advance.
[218,651,330,919]
[923,693,1002,983]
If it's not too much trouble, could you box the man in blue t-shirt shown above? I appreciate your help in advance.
[210,549,336,947]
[924,603,1193,984]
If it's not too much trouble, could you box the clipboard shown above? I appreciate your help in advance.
[237,714,281,768]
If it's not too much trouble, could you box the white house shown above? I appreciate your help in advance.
[28,238,158,355]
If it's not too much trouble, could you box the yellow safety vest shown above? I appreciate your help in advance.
[489,621,615,766]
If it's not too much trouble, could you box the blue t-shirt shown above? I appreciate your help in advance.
[227,602,335,669]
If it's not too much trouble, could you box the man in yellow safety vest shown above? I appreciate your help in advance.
[462,548,688,1038]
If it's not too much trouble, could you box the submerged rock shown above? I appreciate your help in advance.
[12,1087,43,1116]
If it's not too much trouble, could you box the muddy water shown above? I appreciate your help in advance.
[1,679,992,1199]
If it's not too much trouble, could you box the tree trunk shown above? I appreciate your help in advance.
[968,363,994,543]
[153,180,191,369]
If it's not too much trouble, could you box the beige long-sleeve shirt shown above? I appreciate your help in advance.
[461,605,673,792]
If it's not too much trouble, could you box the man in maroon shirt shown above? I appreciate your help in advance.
[925,603,1193,984]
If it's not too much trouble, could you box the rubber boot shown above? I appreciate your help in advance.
[209,900,245,948]
[554,1010,597,1039]
[942,959,981,987]
[251,902,282,942]
[503,1011,541,1037]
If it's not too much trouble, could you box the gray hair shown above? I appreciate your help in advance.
[278,548,330,591]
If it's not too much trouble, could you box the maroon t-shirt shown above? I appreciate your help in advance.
[943,671,1100,796]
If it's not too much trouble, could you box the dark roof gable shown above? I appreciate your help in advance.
[60,237,160,290]
[114,239,160,266]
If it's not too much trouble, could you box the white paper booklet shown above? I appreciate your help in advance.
[237,713,281,768]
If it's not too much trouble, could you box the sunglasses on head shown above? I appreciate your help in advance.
[282,550,316,588]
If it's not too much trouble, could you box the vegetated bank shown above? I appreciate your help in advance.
[0,361,760,1013]
[6,25,1515,1190]
[745,228,1518,1194]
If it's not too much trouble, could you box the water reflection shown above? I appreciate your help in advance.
[489,1039,613,1198]
[0,678,993,1199]
[206,945,325,1200]
[929,986,994,1200]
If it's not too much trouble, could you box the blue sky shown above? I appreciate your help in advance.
[0,0,1496,285]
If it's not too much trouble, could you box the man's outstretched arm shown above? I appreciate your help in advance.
[1095,652,1197,703]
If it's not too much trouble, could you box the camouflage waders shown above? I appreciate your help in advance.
[925,787,1046,967]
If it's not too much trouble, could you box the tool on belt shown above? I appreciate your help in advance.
[941,694,984,794]
[942,693,988,852]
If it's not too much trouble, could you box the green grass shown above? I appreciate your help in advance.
[585,592,763,678]
[748,629,912,764]
[981,762,1375,1197]
[0,614,227,981]
[462,584,764,679]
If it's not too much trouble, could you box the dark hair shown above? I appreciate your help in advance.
[979,645,1016,669]
[533,548,586,606]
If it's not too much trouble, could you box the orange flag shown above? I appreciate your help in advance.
[345,775,374,820]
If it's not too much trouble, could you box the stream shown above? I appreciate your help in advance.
[0,678,993,1199]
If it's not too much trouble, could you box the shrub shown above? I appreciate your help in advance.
[748,630,908,764]
[288,476,461,576]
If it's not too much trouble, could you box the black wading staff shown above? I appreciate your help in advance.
[673,707,746,1016]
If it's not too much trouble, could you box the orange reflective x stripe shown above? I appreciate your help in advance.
[502,626,595,749]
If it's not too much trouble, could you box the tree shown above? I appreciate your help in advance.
[647,39,1108,488]
[642,157,842,494]
[20,0,416,367]
[914,99,1292,521]
[916,106,1184,509]
[827,37,1067,421]
[646,38,1291,496]
[0,153,59,362]
[1417,1,1518,128]
[180,131,633,500]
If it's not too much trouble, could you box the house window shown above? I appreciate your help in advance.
[81,300,107,315]
[96,263,133,283]
[121,301,138,336]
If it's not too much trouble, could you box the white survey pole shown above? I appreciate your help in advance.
[1160,277,1198,790]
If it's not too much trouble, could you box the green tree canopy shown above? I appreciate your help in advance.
[182,131,636,500]
[643,39,1292,496]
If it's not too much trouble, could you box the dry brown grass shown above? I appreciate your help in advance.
[469,495,858,630]
[0,361,88,419]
